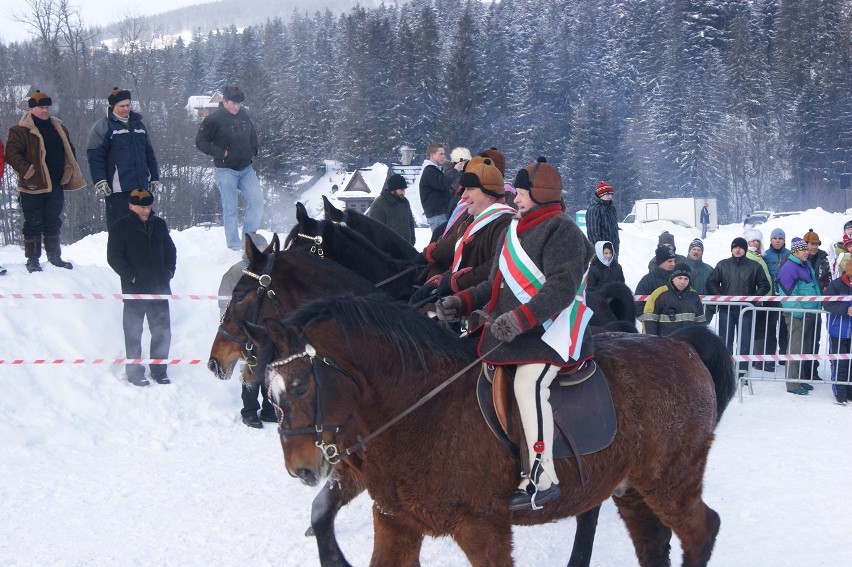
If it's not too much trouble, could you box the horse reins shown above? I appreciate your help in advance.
[271,342,501,465]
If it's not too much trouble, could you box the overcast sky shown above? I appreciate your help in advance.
[0,0,208,44]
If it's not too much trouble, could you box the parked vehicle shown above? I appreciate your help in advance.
[623,198,717,230]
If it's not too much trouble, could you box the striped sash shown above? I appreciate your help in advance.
[498,219,593,361]
[450,204,515,272]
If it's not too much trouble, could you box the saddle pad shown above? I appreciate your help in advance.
[477,363,617,459]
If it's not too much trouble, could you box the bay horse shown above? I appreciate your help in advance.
[255,296,736,566]
[322,195,419,262]
[207,234,379,380]
[285,202,418,301]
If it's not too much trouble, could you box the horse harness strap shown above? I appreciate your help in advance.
[216,251,286,368]
[272,344,353,464]
[293,233,324,258]
[373,264,419,288]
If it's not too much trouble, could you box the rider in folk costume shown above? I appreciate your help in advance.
[436,157,595,510]
[410,157,515,304]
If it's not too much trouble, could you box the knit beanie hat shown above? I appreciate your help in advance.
[803,228,821,245]
[844,220,852,232]
[449,147,472,164]
[107,87,131,106]
[770,228,785,240]
[671,263,692,281]
[386,174,407,192]
[459,158,505,197]
[128,189,154,206]
[731,237,748,252]
[595,181,614,197]
[655,245,677,266]
[222,85,245,103]
[27,90,52,108]
[790,237,807,254]
[481,147,506,176]
[689,238,704,252]
[658,231,676,249]
[513,157,563,205]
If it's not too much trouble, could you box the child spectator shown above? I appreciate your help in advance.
[587,240,625,292]
[822,256,852,405]
[640,264,705,336]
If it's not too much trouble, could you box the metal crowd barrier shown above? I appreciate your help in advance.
[706,299,849,402]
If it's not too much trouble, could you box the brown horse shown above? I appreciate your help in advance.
[254,296,736,566]
[207,235,378,380]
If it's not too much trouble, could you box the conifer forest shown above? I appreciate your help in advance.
[1,0,852,244]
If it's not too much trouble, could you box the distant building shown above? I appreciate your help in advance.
[186,93,223,120]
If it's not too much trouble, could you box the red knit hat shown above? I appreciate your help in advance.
[595,181,613,197]
[842,234,852,251]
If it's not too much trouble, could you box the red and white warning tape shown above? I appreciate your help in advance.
[634,294,852,302]
[0,293,226,300]
[732,354,849,362]
[0,358,204,365]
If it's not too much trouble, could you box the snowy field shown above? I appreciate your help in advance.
[1,208,851,566]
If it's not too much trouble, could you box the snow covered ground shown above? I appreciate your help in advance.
[1,208,851,566]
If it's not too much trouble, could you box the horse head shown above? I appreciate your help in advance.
[285,202,332,258]
[322,195,348,224]
[207,233,281,380]
[256,316,361,486]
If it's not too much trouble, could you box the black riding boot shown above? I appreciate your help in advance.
[44,234,72,269]
[24,235,43,273]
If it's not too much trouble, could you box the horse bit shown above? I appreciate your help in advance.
[269,343,353,465]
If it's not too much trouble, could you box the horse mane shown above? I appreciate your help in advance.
[285,295,476,373]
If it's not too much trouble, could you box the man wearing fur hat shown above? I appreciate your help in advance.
[87,87,160,229]
[586,181,619,256]
[410,158,514,305]
[436,157,594,511]
[366,173,416,245]
[196,85,265,250]
[706,237,771,377]
[107,189,176,387]
[6,90,85,272]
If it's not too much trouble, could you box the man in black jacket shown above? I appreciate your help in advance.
[585,181,619,255]
[706,237,771,376]
[366,174,416,245]
[107,189,177,386]
[196,86,264,250]
[418,143,463,232]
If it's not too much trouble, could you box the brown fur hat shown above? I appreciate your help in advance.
[28,90,52,108]
[514,157,563,205]
[107,87,131,106]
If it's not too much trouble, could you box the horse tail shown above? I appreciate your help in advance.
[670,326,737,424]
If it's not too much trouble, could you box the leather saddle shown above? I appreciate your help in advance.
[476,360,618,483]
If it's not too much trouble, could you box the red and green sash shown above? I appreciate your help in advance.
[450,203,515,272]
[498,219,593,361]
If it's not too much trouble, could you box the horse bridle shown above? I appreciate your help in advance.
[216,250,287,371]
[269,343,354,465]
[288,232,324,258]
[269,341,501,466]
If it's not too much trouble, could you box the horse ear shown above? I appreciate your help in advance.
[296,202,309,224]
[245,233,261,260]
[270,233,280,254]
[241,320,270,350]
[260,318,297,351]
[322,195,333,219]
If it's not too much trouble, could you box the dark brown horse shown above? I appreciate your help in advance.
[322,195,419,262]
[207,235,379,380]
[285,202,418,301]
[254,296,735,566]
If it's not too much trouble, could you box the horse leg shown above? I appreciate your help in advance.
[613,488,673,567]
[453,516,514,567]
[640,490,720,567]
[567,505,602,567]
[310,467,364,567]
[370,506,424,567]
